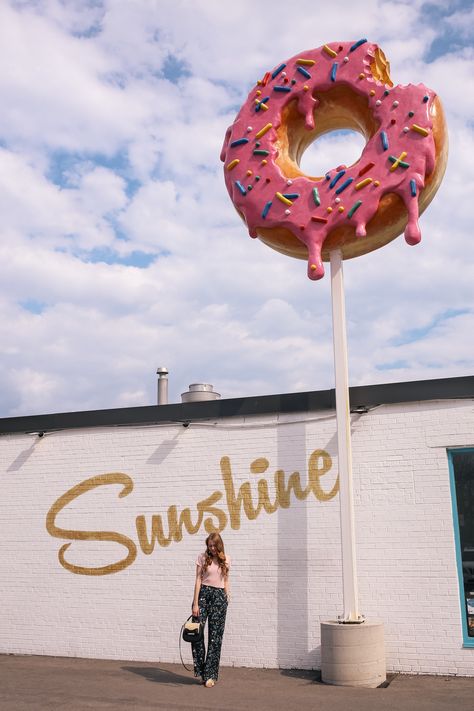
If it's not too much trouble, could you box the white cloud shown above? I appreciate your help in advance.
[75,165,128,221]
[0,3,149,152]
[0,0,472,417]
[445,4,474,38]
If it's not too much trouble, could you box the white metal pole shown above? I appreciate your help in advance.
[330,249,361,623]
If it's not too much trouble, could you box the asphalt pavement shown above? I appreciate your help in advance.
[1,654,474,711]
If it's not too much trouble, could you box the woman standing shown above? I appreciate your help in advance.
[191,532,230,688]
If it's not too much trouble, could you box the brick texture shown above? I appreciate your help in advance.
[0,398,473,674]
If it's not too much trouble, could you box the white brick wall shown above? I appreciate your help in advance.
[0,398,473,674]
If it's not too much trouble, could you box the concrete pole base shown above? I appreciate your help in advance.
[320,620,386,688]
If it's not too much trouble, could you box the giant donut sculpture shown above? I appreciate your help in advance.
[220,40,448,280]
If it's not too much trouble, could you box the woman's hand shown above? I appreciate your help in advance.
[192,603,200,618]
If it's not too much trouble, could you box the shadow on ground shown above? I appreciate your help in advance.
[122,666,199,686]
[279,668,398,688]
[279,668,323,684]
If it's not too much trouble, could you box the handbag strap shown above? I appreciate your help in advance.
[179,615,202,672]
[179,622,193,672]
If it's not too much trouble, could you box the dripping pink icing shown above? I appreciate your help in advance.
[220,40,437,280]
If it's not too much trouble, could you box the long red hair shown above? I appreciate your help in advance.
[201,533,229,578]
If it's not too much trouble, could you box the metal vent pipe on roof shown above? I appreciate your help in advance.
[181,383,221,403]
[156,367,169,405]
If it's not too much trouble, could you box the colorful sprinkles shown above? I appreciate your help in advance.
[358,162,374,176]
[272,63,286,79]
[411,124,430,137]
[255,123,272,138]
[350,39,367,52]
[329,170,346,188]
[226,159,240,171]
[230,138,249,147]
[222,40,439,281]
[297,66,312,79]
[335,177,354,195]
[255,97,270,111]
[355,178,372,190]
[347,200,363,218]
[323,44,337,58]
[276,192,293,206]
[389,152,409,170]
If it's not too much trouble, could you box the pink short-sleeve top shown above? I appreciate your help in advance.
[196,552,230,589]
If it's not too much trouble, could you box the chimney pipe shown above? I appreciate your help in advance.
[156,367,169,405]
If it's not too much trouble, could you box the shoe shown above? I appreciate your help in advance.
[205,679,215,688]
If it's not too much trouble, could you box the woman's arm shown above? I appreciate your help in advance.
[192,564,201,617]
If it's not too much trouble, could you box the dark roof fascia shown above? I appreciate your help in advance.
[0,375,473,435]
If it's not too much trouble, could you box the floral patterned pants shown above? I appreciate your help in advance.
[192,584,228,682]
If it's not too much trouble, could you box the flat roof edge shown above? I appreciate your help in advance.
[0,375,473,435]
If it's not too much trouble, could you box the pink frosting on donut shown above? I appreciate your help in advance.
[221,40,437,280]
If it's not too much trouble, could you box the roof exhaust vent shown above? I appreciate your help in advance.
[156,367,169,405]
[181,383,221,404]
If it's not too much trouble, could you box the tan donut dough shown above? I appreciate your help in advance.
[222,42,448,275]
[258,90,447,262]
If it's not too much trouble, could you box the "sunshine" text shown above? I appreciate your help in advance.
[46,449,338,575]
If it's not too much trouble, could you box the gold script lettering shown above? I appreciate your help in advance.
[220,449,337,530]
[220,457,263,529]
[136,491,227,552]
[136,506,202,551]
[251,458,279,514]
[308,449,339,501]
[45,473,137,576]
[274,468,311,508]
[46,449,336,574]
[197,491,228,534]
[136,513,173,550]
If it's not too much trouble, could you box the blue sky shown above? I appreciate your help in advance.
[0,0,473,416]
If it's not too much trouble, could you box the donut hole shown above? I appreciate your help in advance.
[274,85,379,180]
[254,61,447,266]
[299,129,366,177]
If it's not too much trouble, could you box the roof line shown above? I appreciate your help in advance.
[0,375,473,435]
